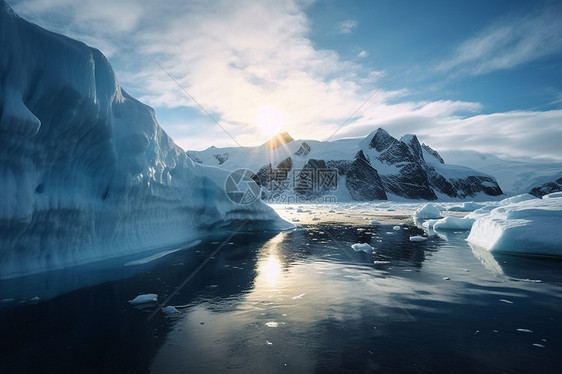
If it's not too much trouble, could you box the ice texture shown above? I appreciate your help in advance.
[129,294,158,305]
[413,204,443,220]
[467,195,562,255]
[351,243,374,252]
[0,3,290,279]
[433,217,475,231]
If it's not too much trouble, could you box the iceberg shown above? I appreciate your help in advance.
[413,204,442,220]
[433,216,475,231]
[0,2,289,280]
[467,195,562,256]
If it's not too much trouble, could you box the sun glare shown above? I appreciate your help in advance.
[256,106,284,136]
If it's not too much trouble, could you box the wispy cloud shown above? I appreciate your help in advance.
[438,7,562,76]
[337,19,358,34]
[7,0,562,160]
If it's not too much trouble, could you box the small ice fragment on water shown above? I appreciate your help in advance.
[162,306,180,314]
[228,242,234,245]
[351,243,374,253]
[409,236,428,242]
[516,328,533,333]
[266,341,273,345]
[393,226,401,230]
[373,261,391,265]
[386,232,394,235]
[370,220,381,225]
[499,299,514,304]
[443,277,450,280]
[532,343,545,348]
[292,293,306,300]
[129,294,158,305]
[265,322,279,328]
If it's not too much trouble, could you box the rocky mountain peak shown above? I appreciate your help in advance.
[368,128,397,152]
[264,131,294,150]
[400,134,424,162]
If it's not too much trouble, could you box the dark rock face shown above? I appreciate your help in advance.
[213,153,229,165]
[529,177,562,198]
[256,157,293,194]
[294,141,311,157]
[345,152,387,200]
[369,128,398,152]
[295,159,338,195]
[381,163,437,200]
[326,160,352,175]
[367,130,436,200]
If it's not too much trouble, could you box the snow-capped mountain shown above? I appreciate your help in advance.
[188,128,504,201]
[529,177,562,198]
[439,150,562,195]
[0,2,289,279]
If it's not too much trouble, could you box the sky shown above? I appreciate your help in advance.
[7,0,562,160]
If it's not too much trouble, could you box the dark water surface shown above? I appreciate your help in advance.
[1,222,561,373]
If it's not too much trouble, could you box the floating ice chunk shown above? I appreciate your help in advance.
[351,243,374,252]
[467,197,562,255]
[516,328,533,333]
[393,226,401,231]
[292,293,306,300]
[265,322,279,328]
[410,236,428,242]
[446,202,484,212]
[370,219,381,225]
[373,261,391,265]
[433,217,474,231]
[162,306,180,314]
[129,294,158,305]
[499,299,514,304]
[413,204,442,220]
[544,192,562,199]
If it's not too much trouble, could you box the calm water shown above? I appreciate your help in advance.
[1,212,562,373]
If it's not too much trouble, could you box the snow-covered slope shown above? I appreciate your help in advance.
[0,2,289,280]
[189,129,503,201]
[440,150,562,195]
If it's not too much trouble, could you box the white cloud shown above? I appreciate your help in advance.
[438,7,562,76]
[357,50,368,58]
[7,0,562,160]
[337,19,358,34]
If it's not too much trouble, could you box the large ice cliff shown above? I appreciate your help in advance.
[0,1,289,279]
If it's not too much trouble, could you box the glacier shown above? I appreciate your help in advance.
[0,2,290,280]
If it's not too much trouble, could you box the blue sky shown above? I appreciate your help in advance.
[8,0,562,159]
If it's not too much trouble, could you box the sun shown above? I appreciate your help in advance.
[256,106,284,136]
